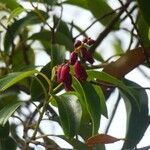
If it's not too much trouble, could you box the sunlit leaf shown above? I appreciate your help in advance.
[0,70,37,91]
[7,7,24,23]
[0,0,20,11]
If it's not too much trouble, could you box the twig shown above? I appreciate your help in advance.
[74,7,121,39]
[89,0,132,53]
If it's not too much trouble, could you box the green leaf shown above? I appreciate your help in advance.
[52,93,82,138]
[7,7,24,23]
[12,47,35,71]
[29,30,73,50]
[137,0,150,25]
[93,85,107,118]
[138,14,150,46]
[86,0,119,27]
[87,70,138,107]
[120,79,150,149]
[82,81,101,135]
[93,51,104,62]
[0,136,16,150]
[51,44,66,68]
[0,70,37,91]
[64,0,88,9]
[113,38,123,54]
[0,121,9,138]
[0,0,20,11]
[0,100,23,126]
[4,10,48,52]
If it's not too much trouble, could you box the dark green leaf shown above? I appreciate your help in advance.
[0,100,23,126]
[51,44,66,68]
[93,51,104,62]
[52,93,82,138]
[0,70,37,91]
[137,14,150,46]
[64,0,88,9]
[12,47,35,71]
[4,10,48,52]
[0,121,9,138]
[120,79,149,149]
[0,136,16,150]
[137,0,150,25]
[29,30,73,50]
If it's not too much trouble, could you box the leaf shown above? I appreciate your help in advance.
[120,79,150,149]
[63,0,88,9]
[86,0,119,28]
[7,7,24,23]
[137,0,150,25]
[12,47,35,71]
[51,44,66,68]
[87,70,138,108]
[0,70,37,91]
[0,121,9,138]
[86,134,123,146]
[113,38,123,54]
[93,51,104,62]
[4,10,48,52]
[137,14,150,46]
[0,136,16,150]
[0,0,20,11]
[93,85,108,118]
[72,77,93,139]
[81,81,101,135]
[0,100,23,126]
[29,30,73,50]
[52,93,82,138]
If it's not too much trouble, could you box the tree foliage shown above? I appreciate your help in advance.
[0,0,150,149]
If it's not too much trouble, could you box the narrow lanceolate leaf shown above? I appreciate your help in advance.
[81,81,101,135]
[86,134,124,146]
[0,70,37,91]
[0,101,23,126]
[52,93,82,138]
[120,79,150,149]
[7,7,24,23]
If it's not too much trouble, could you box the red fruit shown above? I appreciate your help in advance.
[63,73,73,91]
[74,61,87,81]
[69,51,78,65]
[60,64,70,82]
[80,47,94,64]
[74,40,82,48]
[87,39,95,46]
[56,65,63,83]
[83,38,88,43]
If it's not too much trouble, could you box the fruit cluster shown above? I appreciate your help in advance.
[56,38,95,91]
